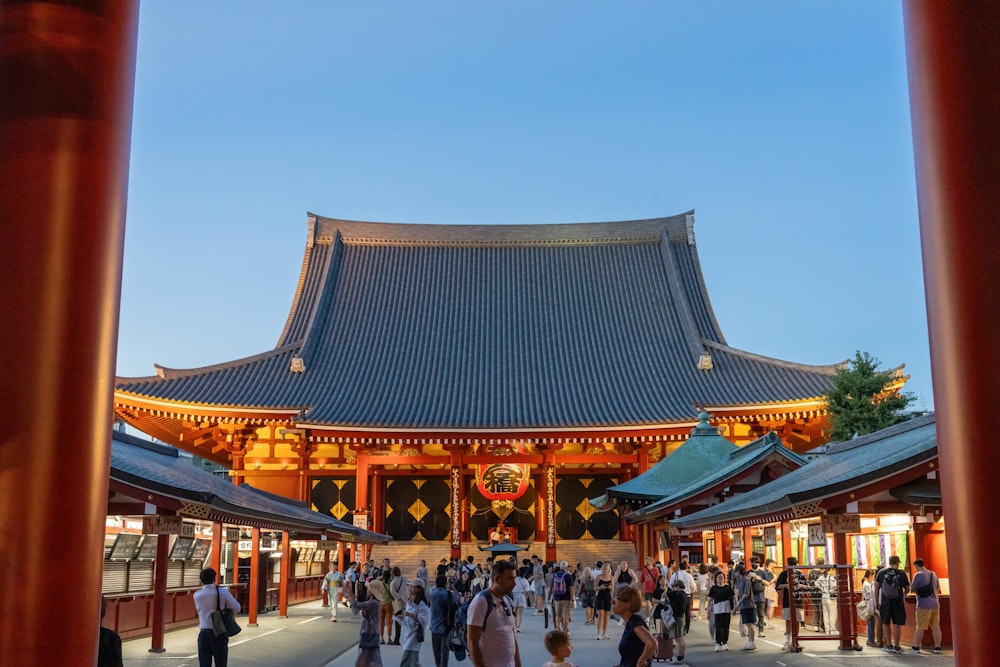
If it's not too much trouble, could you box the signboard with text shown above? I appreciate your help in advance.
[821,514,862,534]
[143,515,182,535]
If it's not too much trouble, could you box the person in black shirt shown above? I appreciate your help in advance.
[98,596,123,667]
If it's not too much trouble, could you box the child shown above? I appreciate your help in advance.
[542,629,576,667]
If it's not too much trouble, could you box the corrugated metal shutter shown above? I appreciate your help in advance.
[103,562,127,595]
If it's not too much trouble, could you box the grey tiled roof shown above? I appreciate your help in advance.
[628,431,810,520]
[110,431,389,542]
[604,413,739,501]
[669,413,938,530]
[117,213,840,429]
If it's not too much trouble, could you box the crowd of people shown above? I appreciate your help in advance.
[305,551,944,667]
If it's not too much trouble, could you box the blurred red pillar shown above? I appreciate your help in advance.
[903,1,1000,662]
[0,1,138,665]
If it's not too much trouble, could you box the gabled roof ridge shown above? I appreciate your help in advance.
[116,344,300,384]
[703,339,846,374]
[824,412,935,454]
[308,211,696,246]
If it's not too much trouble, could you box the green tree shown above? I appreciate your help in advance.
[824,350,916,441]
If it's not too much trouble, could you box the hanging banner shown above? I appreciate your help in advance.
[475,442,531,501]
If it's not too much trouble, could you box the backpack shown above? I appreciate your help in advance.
[881,569,902,600]
[552,571,568,596]
[447,589,496,661]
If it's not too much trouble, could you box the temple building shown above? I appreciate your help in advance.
[115,212,845,561]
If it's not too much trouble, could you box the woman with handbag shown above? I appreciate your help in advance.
[193,567,241,667]
[860,568,877,647]
[398,578,431,667]
[355,579,385,667]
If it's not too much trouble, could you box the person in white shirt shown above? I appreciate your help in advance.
[668,560,696,634]
[192,567,241,667]
[467,560,521,667]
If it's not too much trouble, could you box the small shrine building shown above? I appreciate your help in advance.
[115,212,844,561]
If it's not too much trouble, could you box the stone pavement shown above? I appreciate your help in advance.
[122,600,956,667]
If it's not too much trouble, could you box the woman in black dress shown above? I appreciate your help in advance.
[595,562,614,640]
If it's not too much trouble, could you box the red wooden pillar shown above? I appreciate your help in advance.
[904,3,1000,662]
[544,459,557,563]
[149,533,170,653]
[278,533,291,618]
[248,527,261,627]
[780,521,793,567]
[743,526,755,561]
[450,458,463,560]
[371,468,382,534]
[355,451,370,517]
[0,2,138,665]
[831,532,855,650]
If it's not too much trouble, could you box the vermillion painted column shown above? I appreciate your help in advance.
[248,527,261,626]
[0,2,138,665]
[279,534,291,618]
[150,530,170,652]
[903,2,1000,662]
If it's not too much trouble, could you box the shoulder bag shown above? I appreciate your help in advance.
[211,585,242,638]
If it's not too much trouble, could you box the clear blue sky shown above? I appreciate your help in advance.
[118,1,933,411]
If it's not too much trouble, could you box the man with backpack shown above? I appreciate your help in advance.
[874,555,910,654]
[909,559,942,654]
[467,559,521,667]
[551,560,575,633]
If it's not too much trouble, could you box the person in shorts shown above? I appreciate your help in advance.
[874,555,910,654]
[552,560,575,633]
[910,559,942,654]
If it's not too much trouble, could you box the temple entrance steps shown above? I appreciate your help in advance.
[555,539,638,570]
[368,539,638,579]
[368,541,451,579]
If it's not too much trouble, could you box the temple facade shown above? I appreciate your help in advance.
[115,212,844,560]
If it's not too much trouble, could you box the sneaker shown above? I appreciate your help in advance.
[883,646,895,653]
[781,642,790,651]
[933,647,942,654]
[714,644,722,652]
[603,634,611,640]
[893,646,903,654]
[595,636,600,641]
[742,643,756,651]
[866,641,877,647]
[722,644,729,651]
[911,647,920,654]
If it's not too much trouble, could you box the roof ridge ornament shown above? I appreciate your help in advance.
[697,350,713,370]
[290,356,306,373]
